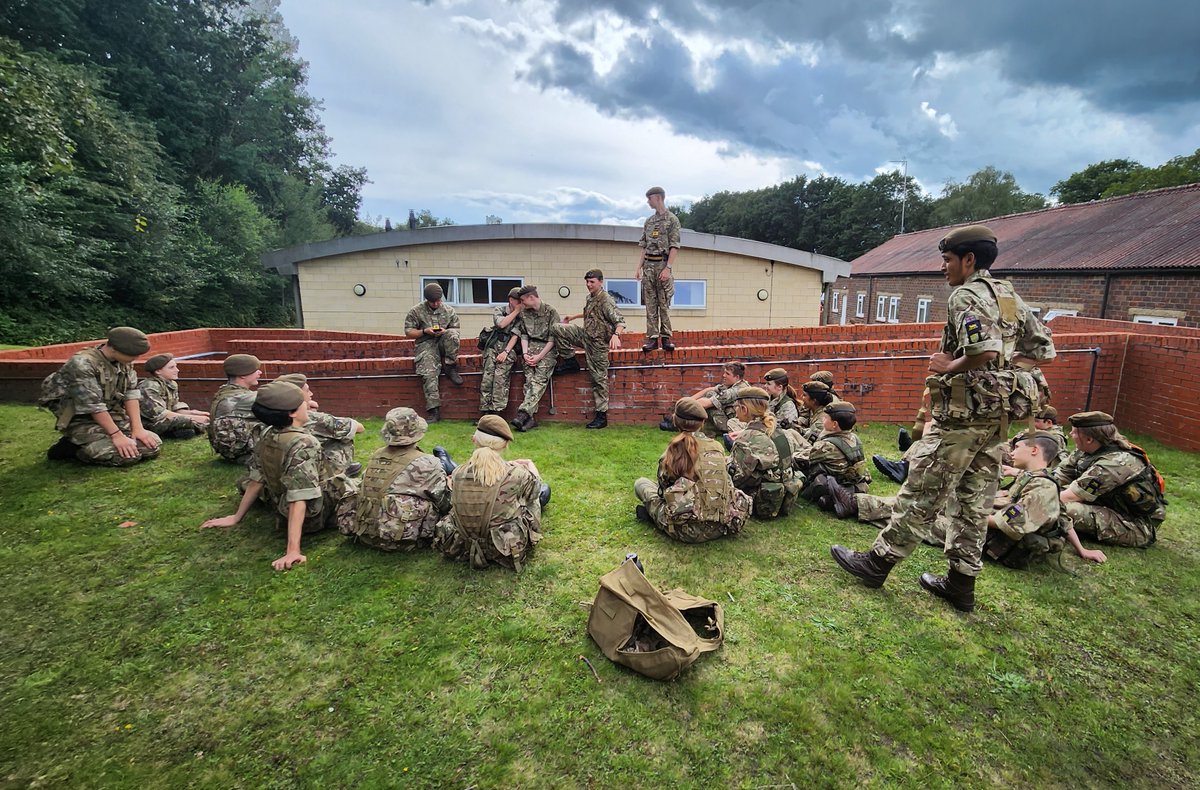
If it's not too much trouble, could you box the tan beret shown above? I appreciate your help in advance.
[223,354,260,377]
[736,386,769,402]
[802,380,831,395]
[107,326,150,356]
[477,414,514,442]
[255,381,304,411]
[809,370,835,386]
[584,269,604,281]
[763,368,789,383]
[144,353,173,373]
[673,397,707,422]
[645,186,665,197]
[1069,411,1114,428]
[939,224,997,251]
[275,373,307,387]
[826,400,857,415]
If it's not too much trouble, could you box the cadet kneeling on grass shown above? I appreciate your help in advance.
[201,381,359,571]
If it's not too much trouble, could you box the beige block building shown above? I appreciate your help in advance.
[263,224,850,335]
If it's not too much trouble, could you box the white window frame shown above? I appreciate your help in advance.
[831,291,841,314]
[421,275,524,306]
[1133,315,1178,326]
[887,296,900,323]
[605,278,707,309]
[1043,308,1078,321]
[916,297,931,323]
[875,295,887,322]
[855,293,866,318]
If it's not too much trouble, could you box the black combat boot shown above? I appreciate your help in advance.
[825,476,859,519]
[345,462,363,477]
[518,413,537,432]
[554,357,581,376]
[898,427,912,452]
[426,407,441,423]
[586,411,608,429]
[830,545,895,588]
[443,363,464,386]
[641,337,659,352]
[919,569,976,612]
[510,411,528,430]
[635,504,650,522]
[539,483,551,508]
[658,416,675,431]
[432,445,456,476]
[661,337,676,352]
[872,454,909,484]
[46,436,78,461]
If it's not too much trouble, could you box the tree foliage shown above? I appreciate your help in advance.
[930,166,1047,226]
[1051,159,1144,204]
[1099,149,1200,198]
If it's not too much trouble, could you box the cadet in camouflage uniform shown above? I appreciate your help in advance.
[1005,405,1069,472]
[634,397,752,543]
[510,285,562,432]
[479,287,523,416]
[795,400,871,502]
[404,282,464,422]
[797,380,835,443]
[1055,411,1167,548]
[208,353,263,465]
[831,224,1055,612]
[138,353,209,439]
[201,381,359,571]
[727,387,800,518]
[636,186,682,352]
[669,361,748,438]
[550,269,627,429]
[433,415,544,571]
[40,326,162,466]
[345,407,450,551]
[273,373,363,477]
[795,371,836,430]
[726,367,797,437]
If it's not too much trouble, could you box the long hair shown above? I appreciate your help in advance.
[663,414,704,481]
[738,398,776,435]
[1078,423,1131,451]
[456,430,510,487]
[766,372,798,402]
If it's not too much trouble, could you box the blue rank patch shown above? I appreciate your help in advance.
[964,315,984,345]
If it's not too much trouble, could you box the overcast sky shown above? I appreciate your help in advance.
[277,0,1200,228]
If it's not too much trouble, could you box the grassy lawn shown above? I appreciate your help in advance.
[1,402,1197,789]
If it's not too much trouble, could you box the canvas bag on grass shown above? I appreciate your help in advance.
[586,558,724,681]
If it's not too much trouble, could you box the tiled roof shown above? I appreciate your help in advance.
[851,182,1200,275]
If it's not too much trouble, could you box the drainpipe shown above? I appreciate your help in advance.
[1099,272,1112,319]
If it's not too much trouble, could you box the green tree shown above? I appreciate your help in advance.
[931,166,1048,226]
[1051,159,1144,204]
[1100,149,1200,198]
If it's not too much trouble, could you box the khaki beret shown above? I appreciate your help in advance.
[584,269,604,281]
[826,400,857,415]
[645,186,665,197]
[477,414,514,442]
[107,326,150,356]
[939,224,997,252]
[517,285,539,298]
[381,407,427,446]
[1037,405,1058,422]
[1069,411,1114,428]
[144,353,173,373]
[763,368,789,383]
[256,380,304,411]
[223,353,260,377]
[736,386,769,402]
[673,397,707,422]
[809,370,835,387]
[508,286,522,300]
[274,373,307,387]
[802,380,831,395]
[423,282,444,301]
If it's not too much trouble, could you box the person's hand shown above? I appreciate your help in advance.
[523,354,538,366]
[1001,464,1020,477]
[609,335,622,351]
[658,267,671,283]
[308,397,320,409]
[1082,548,1107,564]
[272,551,307,571]
[497,351,508,363]
[728,430,743,441]
[132,429,160,450]
[352,420,365,434]
[928,352,955,374]
[110,432,138,459]
[200,515,240,529]
[634,266,643,282]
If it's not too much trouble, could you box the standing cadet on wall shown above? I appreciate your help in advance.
[510,285,561,433]
[830,224,1055,612]
[404,282,464,423]
[550,269,627,430]
[636,186,681,352]
[479,287,523,417]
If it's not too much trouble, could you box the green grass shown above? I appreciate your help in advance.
[1,403,1197,789]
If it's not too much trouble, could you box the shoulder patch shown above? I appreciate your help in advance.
[964,315,984,345]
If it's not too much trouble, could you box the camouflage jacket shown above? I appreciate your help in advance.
[41,346,139,429]
[248,425,326,527]
[798,429,871,491]
[584,289,625,343]
[728,421,792,490]
[306,409,357,441]
[992,470,1061,540]
[1055,446,1167,523]
[138,376,187,423]
[209,382,260,461]
[640,210,681,258]
[352,446,450,548]
[435,462,543,570]
[516,303,562,352]
[706,379,748,418]
[404,301,461,346]
[770,393,799,428]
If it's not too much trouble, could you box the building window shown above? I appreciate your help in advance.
[605,279,707,308]
[916,297,931,323]
[831,292,841,314]
[875,295,887,322]
[888,296,900,323]
[421,276,523,305]
[1043,308,1078,321]
[856,293,865,318]
[1133,315,1179,326]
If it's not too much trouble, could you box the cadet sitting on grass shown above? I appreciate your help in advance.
[200,381,359,572]
[138,353,209,439]
[727,387,800,518]
[634,397,752,543]
[795,400,871,504]
[273,373,363,477]
[40,326,162,466]
[344,407,450,552]
[208,353,262,464]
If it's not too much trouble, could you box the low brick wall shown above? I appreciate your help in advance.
[2,321,1195,450]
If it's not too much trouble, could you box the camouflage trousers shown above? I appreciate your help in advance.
[146,413,205,439]
[700,408,734,440]
[286,474,360,535]
[857,493,942,545]
[871,420,1004,576]
[209,417,259,465]
[317,437,356,478]
[414,331,460,409]
[517,342,557,416]
[550,323,610,411]
[61,417,161,467]
[641,262,673,340]
[344,491,441,551]
[634,477,749,544]
[479,347,516,412]
[432,507,543,572]
[1062,501,1157,548]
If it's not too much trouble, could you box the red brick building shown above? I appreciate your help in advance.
[823,183,1200,329]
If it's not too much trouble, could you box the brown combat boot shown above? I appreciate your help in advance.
[825,476,859,520]
[830,545,895,588]
[919,569,976,612]
[443,363,464,386]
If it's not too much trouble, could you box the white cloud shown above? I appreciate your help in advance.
[919,101,959,140]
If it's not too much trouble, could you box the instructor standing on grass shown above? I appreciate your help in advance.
[636,186,681,353]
